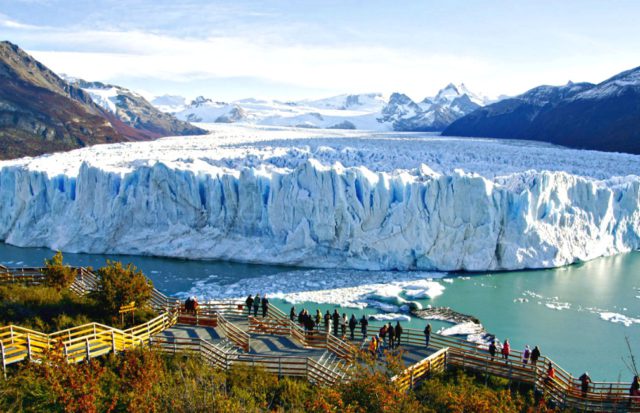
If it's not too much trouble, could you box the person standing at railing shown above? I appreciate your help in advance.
[349,315,357,340]
[332,310,340,336]
[387,322,395,349]
[253,294,260,317]
[631,375,640,395]
[261,295,269,317]
[324,310,331,332]
[501,339,510,361]
[424,323,432,348]
[245,295,254,317]
[489,340,497,361]
[290,306,296,322]
[360,315,369,340]
[545,363,556,389]
[379,324,388,346]
[522,345,531,367]
[395,322,403,348]
[531,345,541,366]
[341,313,347,338]
[579,372,591,398]
[315,310,322,330]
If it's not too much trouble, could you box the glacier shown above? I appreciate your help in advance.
[1,124,639,272]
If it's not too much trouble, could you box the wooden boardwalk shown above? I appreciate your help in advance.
[1,265,639,411]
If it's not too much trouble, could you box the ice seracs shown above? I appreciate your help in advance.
[1,124,639,272]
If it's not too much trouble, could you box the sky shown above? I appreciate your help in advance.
[1,0,639,102]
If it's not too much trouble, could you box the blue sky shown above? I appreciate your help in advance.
[1,0,639,101]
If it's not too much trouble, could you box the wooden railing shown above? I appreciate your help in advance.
[1,312,178,375]
[368,323,640,411]
[241,303,356,364]
[217,312,250,352]
[151,335,343,386]
[392,347,448,391]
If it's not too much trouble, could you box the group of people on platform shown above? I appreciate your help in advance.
[244,294,270,317]
[184,296,199,314]
[241,300,640,402]
[286,306,418,348]
[488,338,542,367]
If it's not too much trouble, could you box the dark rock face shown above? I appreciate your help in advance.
[444,69,640,154]
[70,79,206,138]
[0,41,204,160]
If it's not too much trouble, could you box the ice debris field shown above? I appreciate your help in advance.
[1,124,640,272]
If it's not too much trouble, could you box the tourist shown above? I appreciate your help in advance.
[341,313,347,338]
[630,375,639,397]
[253,294,260,317]
[289,306,296,322]
[349,314,357,340]
[315,309,322,329]
[379,324,388,346]
[387,322,395,349]
[489,340,497,361]
[545,363,556,387]
[531,345,541,365]
[424,323,432,347]
[377,335,384,357]
[261,295,269,317]
[395,321,403,348]
[298,309,305,324]
[522,345,531,366]
[324,310,331,332]
[245,295,254,317]
[360,315,369,340]
[579,372,591,397]
[368,336,377,358]
[192,296,199,314]
[332,309,340,336]
[185,297,193,314]
[501,339,510,361]
[304,315,315,332]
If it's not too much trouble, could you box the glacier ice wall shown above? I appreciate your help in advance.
[0,159,639,271]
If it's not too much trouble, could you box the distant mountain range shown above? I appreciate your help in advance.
[443,67,640,154]
[0,41,205,160]
[151,83,489,132]
[3,39,639,158]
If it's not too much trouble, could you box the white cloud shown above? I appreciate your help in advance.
[27,28,495,99]
[8,13,640,100]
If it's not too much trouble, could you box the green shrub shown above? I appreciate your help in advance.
[43,251,76,290]
[94,260,153,314]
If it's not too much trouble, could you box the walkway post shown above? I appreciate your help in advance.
[26,333,31,362]
[85,337,91,361]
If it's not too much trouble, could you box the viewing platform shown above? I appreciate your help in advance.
[1,265,638,412]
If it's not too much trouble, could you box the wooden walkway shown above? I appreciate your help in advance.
[1,265,639,411]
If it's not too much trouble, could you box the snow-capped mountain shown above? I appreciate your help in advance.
[444,65,640,154]
[380,84,486,131]
[68,79,205,137]
[153,85,486,132]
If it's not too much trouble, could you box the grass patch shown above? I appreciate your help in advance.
[0,283,156,333]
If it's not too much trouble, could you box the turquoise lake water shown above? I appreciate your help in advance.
[1,242,638,382]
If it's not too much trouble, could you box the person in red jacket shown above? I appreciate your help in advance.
[501,339,510,361]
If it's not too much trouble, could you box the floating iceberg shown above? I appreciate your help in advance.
[1,125,639,272]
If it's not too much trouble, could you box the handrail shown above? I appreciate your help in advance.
[1,311,177,373]
[392,347,448,391]
[216,312,250,352]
